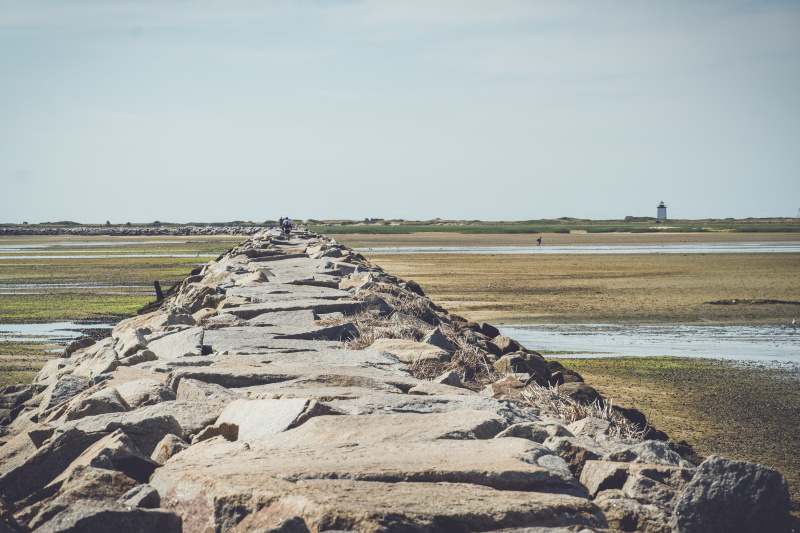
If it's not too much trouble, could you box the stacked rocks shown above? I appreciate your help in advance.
[0,229,792,532]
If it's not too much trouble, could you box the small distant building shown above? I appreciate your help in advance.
[657,201,667,220]
[624,216,633,221]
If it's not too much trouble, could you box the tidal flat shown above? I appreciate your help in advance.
[339,232,800,512]
[0,235,242,387]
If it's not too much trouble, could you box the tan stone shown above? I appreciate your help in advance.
[368,338,451,363]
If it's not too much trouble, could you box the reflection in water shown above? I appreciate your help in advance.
[499,323,800,364]
[0,322,113,343]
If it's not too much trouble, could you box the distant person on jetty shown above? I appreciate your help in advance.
[282,217,292,239]
[536,237,542,246]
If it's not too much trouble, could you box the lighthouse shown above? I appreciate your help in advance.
[657,201,667,220]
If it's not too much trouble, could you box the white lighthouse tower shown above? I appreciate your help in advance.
[657,201,667,220]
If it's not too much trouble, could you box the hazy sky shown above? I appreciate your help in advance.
[2,1,799,223]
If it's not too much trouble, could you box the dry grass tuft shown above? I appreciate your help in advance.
[520,383,645,440]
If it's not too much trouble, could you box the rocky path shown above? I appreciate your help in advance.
[0,229,792,532]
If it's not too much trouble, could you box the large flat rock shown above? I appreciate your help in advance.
[226,284,351,302]
[369,338,451,363]
[204,327,342,353]
[238,372,407,400]
[167,361,421,393]
[225,299,362,320]
[159,478,605,533]
[327,395,540,426]
[152,411,598,532]
[146,328,204,359]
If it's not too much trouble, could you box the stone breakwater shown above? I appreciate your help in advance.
[0,225,267,236]
[0,229,792,533]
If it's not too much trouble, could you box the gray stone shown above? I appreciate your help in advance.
[246,309,319,327]
[150,434,189,465]
[593,490,669,533]
[421,327,457,352]
[275,322,360,342]
[117,484,161,509]
[40,376,91,412]
[113,378,176,408]
[71,342,120,379]
[433,370,463,388]
[204,327,341,354]
[175,378,244,403]
[249,516,310,533]
[34,504,182,533]
[64,387,130,421]
[25,465,139,531]
[670,455,791,533]
[368,338,451,363]
[61,410,183,457]
[115,329,148,358]
[407,382,477,396]
[49,429,160,487]
[603,440,683,466]
[327,395,539,426]
[146,327,204,359]
[0,427,105,502]
[225,299,362,320]
[567,417,611,439]
[490,334,524,355]
[153,410,570,487]
[63,337,95,358]
[495,423,551,443]
[214,398,314,441]
[118,349,158,367]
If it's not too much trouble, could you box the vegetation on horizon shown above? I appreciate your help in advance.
[3,217,798,234]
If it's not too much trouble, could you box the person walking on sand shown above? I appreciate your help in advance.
[536,237,542,246]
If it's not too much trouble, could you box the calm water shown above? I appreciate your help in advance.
[0,322,113,343]
[361,242,800,255]
[499,323,800,364]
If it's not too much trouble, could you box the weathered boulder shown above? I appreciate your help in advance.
[150,434,190,465]
[114,329,148,358]
[63,337,95,358]
[146,327,204,359]
[593,489,669,533]
[494,352,549,385]
[0,427,105,502]
[60,410,183,457]
[40,376,91,413]
[118,349,158,367]
[175,378,244,403]
[64,387,130,421]
[495,423,551,443]
[421,327,457,352]
[327,395,539,426]
[213,398,319,441]
[23,465,138,530]
[368,338,451,363]
[670,455,791,533]
[433,370,463,388]
[33,504,182,533]
[113,378,176,408]
[117,484,161,509]
[559,382,603,405]
[490,334,524,355]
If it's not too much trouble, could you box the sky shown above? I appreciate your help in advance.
[1,0,799,223]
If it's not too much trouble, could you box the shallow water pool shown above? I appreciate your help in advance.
[499,323,800,364]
